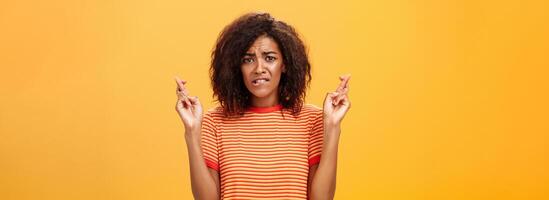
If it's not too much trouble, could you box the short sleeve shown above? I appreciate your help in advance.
[308,110,324,166]
[201,111,219,171]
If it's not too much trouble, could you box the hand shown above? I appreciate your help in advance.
[323,74,351,127]
[175,76,203,134]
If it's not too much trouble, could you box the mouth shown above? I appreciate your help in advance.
[251,78,270,86]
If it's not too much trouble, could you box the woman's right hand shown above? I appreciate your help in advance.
[175,76,203,135]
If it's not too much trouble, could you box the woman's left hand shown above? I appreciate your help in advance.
[323,74,351,127]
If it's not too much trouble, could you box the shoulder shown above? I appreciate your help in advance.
[301,104,323,133]
[298,104,323,120]
[205,105,224,114]
[203,106,225,121]
[301,104,323,115]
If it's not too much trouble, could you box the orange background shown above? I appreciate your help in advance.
[1,0,548,199]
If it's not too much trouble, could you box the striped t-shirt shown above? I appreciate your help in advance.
[200,104,324,199]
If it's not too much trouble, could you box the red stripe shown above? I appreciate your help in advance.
[205,158,219,171]
[308,155,321,166]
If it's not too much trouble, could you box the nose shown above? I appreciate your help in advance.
[254,59,267,74]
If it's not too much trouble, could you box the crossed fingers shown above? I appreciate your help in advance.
[332,74,351,105]
[175,76,192,108]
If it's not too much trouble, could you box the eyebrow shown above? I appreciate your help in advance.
[244,51,278,56]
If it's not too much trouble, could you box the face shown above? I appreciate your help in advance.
[241,35,285,105]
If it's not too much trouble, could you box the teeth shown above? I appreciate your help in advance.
[253,79,268,85]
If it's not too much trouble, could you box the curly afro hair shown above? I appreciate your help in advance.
[210,12,311,117]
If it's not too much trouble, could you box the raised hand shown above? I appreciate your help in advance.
[323,74,351,127]
[175,76,203,133]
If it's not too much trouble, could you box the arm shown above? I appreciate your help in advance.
[185,131,220,200]
[309,125,341,200]
[309,75,351,200]
[175,77,220,200]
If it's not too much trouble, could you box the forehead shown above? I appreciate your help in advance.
[246,35,280,53]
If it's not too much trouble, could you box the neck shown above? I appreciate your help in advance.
[250,94,279,108]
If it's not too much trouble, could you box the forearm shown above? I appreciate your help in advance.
[310,124,341,200]
[185,129,219,200]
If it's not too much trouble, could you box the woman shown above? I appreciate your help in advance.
[175,12,350,200]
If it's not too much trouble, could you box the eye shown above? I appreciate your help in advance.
[265,56,276,62]
[242,57,254,63]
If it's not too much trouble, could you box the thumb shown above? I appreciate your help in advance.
[324,92,338,105]
[188,96,199,105]
[189,96,202,111]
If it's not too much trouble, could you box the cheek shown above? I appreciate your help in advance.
[271,63,283,79]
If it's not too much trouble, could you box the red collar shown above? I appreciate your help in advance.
[247,104,283,113]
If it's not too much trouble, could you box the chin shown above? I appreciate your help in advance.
[249,89,272,98]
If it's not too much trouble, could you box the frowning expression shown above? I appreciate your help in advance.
[241,35,285,101]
